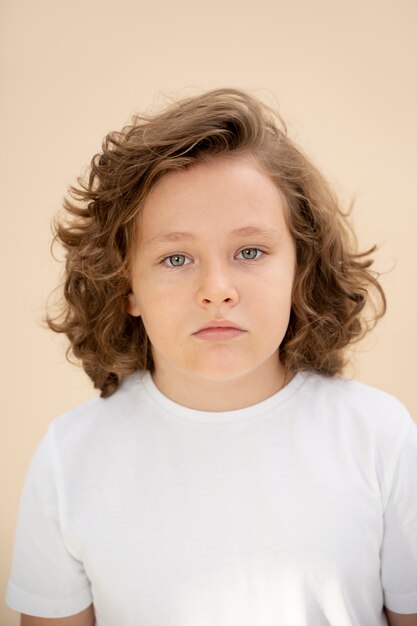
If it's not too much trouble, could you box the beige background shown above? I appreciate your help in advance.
[1,0,416,623]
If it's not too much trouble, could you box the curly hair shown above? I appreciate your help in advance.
[45,87,386,398]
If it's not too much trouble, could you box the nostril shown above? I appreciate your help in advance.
[203,297,232,304]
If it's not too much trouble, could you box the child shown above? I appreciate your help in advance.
[6,88,417,626]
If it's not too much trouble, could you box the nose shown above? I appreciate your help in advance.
[196,261,239,307]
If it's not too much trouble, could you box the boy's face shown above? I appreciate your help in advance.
[128,153,297,409]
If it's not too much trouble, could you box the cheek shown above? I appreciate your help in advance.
[259,263,295,296]
[140,285,188,329]
[251,274,294,322]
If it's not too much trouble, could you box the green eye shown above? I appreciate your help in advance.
[161,248,264,269]
[163,255,189,267]
[238,248,262,260]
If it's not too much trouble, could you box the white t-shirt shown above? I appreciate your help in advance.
[6,369,417,625]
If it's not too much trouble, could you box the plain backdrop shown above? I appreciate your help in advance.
[1,0,416,623]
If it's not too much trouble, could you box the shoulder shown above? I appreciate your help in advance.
[300,370,414,440]
[302,370,411,417]
[298,372,416,507]
[47,369,149,456]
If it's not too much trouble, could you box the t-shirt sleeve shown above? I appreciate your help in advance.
[5,425,93,618]
[381,409,417,614]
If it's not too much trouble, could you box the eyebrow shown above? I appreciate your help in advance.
[145,225,278,247]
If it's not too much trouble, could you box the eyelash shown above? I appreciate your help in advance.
[160,247,266,269]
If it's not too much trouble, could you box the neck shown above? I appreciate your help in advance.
[151,361,290,412]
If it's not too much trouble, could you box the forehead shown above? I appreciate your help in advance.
[137,153,288,241]
[147,153,279,204]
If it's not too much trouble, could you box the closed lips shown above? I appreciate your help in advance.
[195,320,245,332]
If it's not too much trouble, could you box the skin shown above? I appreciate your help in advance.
[128,153,297,411]
[383,609,417,626]
[21,153,417,625]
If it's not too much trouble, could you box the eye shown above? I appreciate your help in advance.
[236,247,264,261]
[161,254,191,268]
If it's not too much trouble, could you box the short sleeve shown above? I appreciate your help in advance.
[381,412,417,614]
[5,426,93,618]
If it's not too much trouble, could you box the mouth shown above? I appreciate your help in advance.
[193,327,247,340]
[194,319,245,333]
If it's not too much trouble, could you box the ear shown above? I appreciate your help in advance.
[127,292,141,317]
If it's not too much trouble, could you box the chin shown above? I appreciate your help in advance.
[187,360,259,383]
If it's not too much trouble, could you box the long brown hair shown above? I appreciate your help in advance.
[45,88,386,397]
